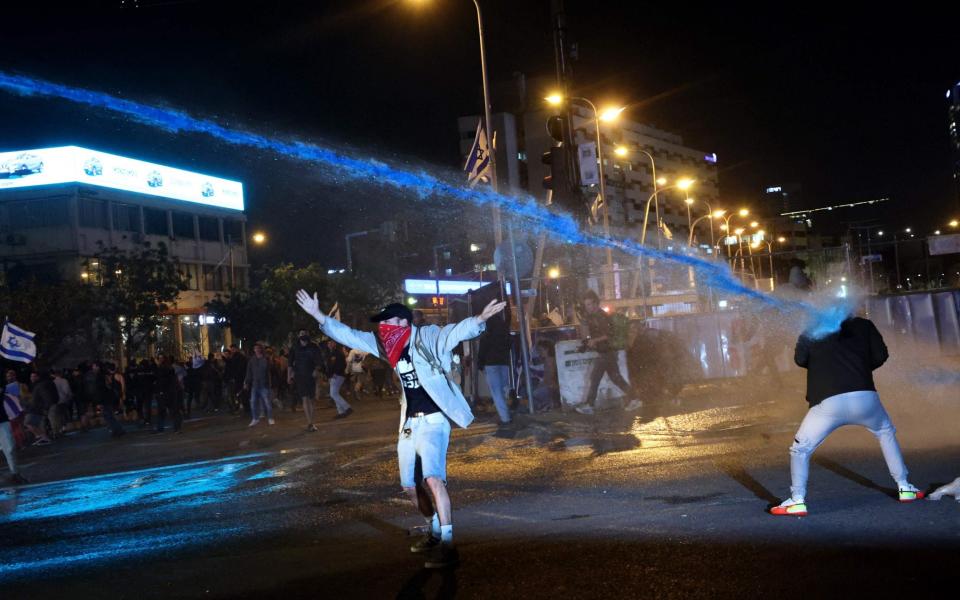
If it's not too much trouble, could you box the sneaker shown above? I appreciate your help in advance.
[898,484,925,503]
[575,405,594,415]
[268,418,275,426]
[424,543,459,569]
[306,424,318,432]
[623,399,643,412]
[770,497,807,516]
[248,419,260,427]
[334,408,354,420]
[410,533,441,554]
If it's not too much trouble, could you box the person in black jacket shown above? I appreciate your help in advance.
[288,331,323,431]
[477,302,512,425]
[323,340,353,419]
[770,314,923,517]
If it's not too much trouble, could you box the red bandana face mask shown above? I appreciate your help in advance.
[378,323,411,368]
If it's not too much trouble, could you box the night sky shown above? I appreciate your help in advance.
[1,1,957,267]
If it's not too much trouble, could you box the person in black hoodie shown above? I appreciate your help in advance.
[770,312,924,517]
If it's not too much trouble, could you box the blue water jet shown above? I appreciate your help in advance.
[0,71,845,335]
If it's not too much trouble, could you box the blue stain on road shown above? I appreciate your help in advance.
[0,452,291,581]
[0,452,268,522]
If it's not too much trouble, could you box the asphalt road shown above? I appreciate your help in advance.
[2,372,958,599]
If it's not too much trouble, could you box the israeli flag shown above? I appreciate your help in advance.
[463,120,491,187]
[0,321,37,364]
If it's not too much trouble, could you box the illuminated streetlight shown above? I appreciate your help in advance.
[544,93,563,106]
[750,221,759,228]
[734,227,745,236]
[712,209,727,218]
[547,267,560,279]
[599,106,626,122]
[656,177,668,186]
[950,219,959,228]
[877,230,884,236]
[614,145,629,157]
[544,93,627,267]
[777,236,786,243]
[677,178,695,191]
[252,232,267,245]
[406,297,417,306]
[684,197,694,205]
[738,208,749,217]
[934,230,941,235]
[905,227,912,233]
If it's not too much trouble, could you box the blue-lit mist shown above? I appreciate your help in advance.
[0,71,847,336]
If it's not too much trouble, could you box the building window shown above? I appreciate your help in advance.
[79,197,108,229]
[6,198,69,229]
[224,219,243,244]
[180,263,200,290]
[144,208,168,236]
[112,203,141,233]
[172,212,195,240]
[198,216,220,242]
[203,264,225,291]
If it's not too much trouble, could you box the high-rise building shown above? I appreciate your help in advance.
[763,183,801,215]
[948,81,960,208]
[456,107,721,246]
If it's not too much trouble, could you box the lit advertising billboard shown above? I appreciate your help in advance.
[0,146,244,211]
[404,279,511,295]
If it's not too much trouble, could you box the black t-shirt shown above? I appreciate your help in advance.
[584,309,614,353]
[396,345,440,417]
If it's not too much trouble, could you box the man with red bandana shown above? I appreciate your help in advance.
[296,290,505,569]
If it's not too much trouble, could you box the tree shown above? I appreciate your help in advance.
[86,242,188,362]
[205,262,403,348]
[204,287,278,348]
[0,278,97,367]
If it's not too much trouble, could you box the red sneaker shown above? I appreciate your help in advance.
[770,498,807,516]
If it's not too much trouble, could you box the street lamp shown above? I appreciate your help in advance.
[251,231,267,245]
[545,93,626,268]
[683,197,719,249]
[640,180,696,246]
[717,209,750,261]
[950,219,959,228]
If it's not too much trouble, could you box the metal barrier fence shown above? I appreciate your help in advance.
[531,288,960,389]
[865,289,960,357]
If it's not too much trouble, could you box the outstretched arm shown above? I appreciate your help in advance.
[437,299,507,355]
[296,289,380,358]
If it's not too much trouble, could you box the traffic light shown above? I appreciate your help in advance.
[541,145,570,195]
[542,115,569,195]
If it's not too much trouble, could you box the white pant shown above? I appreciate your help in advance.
[789,390,908,500]
[0,421,18,475]
[329,375,352,414]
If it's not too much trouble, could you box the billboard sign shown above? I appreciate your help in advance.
[404,278,511,295]
[0,146,244,211]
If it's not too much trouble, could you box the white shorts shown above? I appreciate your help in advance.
[397,412,450,488]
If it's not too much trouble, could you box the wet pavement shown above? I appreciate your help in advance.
[2,376,959,599]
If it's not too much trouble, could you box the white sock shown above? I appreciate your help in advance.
[431,513,441,536]
[439,524,453,544]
